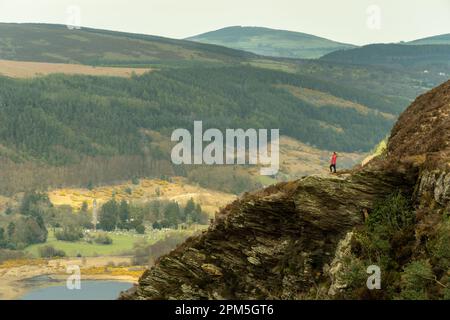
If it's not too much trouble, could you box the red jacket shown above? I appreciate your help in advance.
[331,154,337,165]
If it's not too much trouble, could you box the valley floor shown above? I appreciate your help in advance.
[0,145,366,300]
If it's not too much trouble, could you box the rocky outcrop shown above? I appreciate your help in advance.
[121,168,414,300]
[387,79,450,171]
[120,80,450,300]
[326,231,354,296]
[387,80,450,211]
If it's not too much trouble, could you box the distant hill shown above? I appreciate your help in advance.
[407,33,450,45]
[0,23,438,98]
[0,24,427,165]
[320,43,450,73]
[0,23,255,67]
[186,26,356,59]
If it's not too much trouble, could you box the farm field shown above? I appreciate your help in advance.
[24,228,203,258]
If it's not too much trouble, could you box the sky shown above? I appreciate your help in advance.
[0,0,449,45]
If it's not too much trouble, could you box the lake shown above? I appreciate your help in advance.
[20,280,133,300]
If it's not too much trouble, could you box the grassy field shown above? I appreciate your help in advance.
[275,84,396,120]
[25,228,202,258]
[0,59,151,78]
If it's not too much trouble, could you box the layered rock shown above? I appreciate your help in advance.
[120,168,415,299]
[120,80,450,300]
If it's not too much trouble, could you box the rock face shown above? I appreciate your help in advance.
[120,80,450,300]
[417,170,450,208]
[387,80,450,212]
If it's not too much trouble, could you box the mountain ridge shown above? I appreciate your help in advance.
[0,23,256,67]
[408,33,450,45]
[186,26,356,59]
[320,43,450,73]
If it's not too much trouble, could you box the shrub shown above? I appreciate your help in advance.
[135,224,145,234]
[55,226,83,242]
[444,286,450,300]
[39,245,66,258]
[10,216,48,248]
[338,255,368,292]
[346,192,450,300]
[344,192,418,299]
[106,261,116,267]
[0,249,26,264]
[367,192,414,233]
[429,218,450,271]
[152,221,161,230]
[93,233,113,245]
[399,260,434,300]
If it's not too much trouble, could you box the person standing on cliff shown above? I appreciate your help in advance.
[329,152,337,173]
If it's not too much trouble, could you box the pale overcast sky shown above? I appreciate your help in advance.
[0,0,449,45]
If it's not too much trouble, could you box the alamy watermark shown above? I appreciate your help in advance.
[366,4,382,30]
[366,265,381,290]
[171,121,279,175]
[66,264,81,290]
[66,5,82,30]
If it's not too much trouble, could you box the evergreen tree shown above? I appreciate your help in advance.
[99,199,119,231]
[119,200,130,224]
[0,227,6,248]
[164,202,181,228]
[184,198,196,223]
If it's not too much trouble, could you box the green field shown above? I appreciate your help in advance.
[25,229,200,257]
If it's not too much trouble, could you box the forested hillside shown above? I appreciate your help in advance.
[320,43,450,73]
[0,66,397,163]
[0,65,402,194]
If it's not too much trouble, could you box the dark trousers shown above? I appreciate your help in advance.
[330,164,336,173]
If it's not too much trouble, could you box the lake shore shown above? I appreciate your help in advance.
[0,256,142,300]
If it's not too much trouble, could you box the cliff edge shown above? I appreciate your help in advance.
[121,80,450,300]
